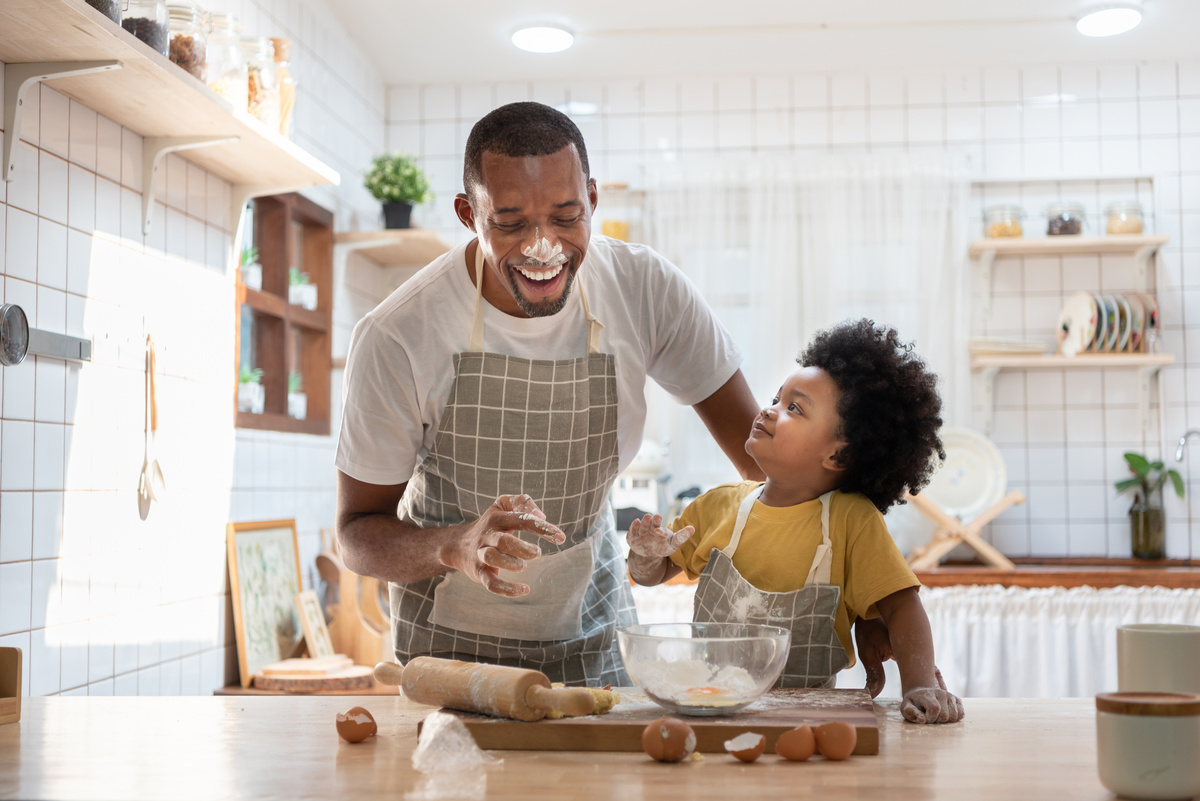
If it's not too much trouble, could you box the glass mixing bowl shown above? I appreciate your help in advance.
[617,622,791,716]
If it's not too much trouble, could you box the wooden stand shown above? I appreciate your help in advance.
[326,566,391,669]
[0,647,21,725]
[906,490,1024,571]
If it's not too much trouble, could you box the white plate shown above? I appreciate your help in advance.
[1091,293,1109,352]
[1056,291,1097,357]
[921,427,1007,521]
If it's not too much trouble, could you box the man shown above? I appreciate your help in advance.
[335,102,761,685]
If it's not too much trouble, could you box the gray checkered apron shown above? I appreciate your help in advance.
[692,485,849,688]
[390,244,636,686]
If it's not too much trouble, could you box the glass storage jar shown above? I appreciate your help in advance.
[1047,201,1086,235]
[167,1,207,82]
[206,13,247,111]
[122,0,169,56]
[271,38,296,138]
[85,0,121,24]
[984,205,1024,238]
[242,36,280,130]
[1106,200,1145,234]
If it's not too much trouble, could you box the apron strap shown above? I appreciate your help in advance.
[803,491,836,586]
[720,483,765,558]
[468,240,604,354]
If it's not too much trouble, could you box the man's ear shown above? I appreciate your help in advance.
[454,193,476,231]
[587,178,598,213]
[822,443,850,474]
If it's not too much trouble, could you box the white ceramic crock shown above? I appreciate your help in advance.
[1096,692,1200,801]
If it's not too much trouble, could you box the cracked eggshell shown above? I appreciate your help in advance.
[641,717,697,762]
[724,731,766,762]
[814,721,857,761]
[336,706,378,743]
[775,724,816,761]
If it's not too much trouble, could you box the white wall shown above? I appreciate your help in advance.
[0,0,386,697]
[388,62,1200,560]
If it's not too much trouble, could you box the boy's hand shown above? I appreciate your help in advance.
[626,514,694,558]
[900,668,965,724]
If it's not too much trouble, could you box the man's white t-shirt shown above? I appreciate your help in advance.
[335,236,743,486]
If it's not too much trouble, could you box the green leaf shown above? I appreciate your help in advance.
[1149,460,1164,471]
[1124,452,1152,478]
[1168,469,1186,498]
[1114,477,1143,495]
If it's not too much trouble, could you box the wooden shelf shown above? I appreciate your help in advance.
[916,558,1200,589]
[968,234,1170,259]
[333,229,451,266]
[238,285,287,319]
[0,0,339,193]
[235,410,328,436]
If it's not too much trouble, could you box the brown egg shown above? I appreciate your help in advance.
[774,724,816,761]
[813,721,857,760]
[641,717,697,762]
[723,731,765,762]
[335,706,378,743]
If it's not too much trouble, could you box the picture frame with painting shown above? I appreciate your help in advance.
[294,589,335,659]
[226,519,304,688]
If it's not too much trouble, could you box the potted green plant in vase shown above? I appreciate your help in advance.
[288,267,317,311]
[240,245,262,291]
[287,371,306,420]
[237,366,264,414]
[1114,452,1185,559]
[363,152,432,229]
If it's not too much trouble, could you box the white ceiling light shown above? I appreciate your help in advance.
[1076,2,1143,37]
[512,26,574,53]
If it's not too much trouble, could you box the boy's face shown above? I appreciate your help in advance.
[745,366,848,484]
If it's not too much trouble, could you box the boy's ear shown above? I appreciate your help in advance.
[822,442,850,473]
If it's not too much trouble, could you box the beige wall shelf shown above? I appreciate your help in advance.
[333,229,452,267]
[0,0,339,226]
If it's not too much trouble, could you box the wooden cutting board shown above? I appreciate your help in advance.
[252,665,374,693]
[419,687,879,755]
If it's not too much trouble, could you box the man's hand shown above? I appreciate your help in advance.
[854,617,894,698]
[626,514,694,558]
[445,494,566,598]
[900,668,965,724]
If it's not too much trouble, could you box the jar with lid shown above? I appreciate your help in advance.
[167,1,207,82]
[122,0,169,56]
[1095,692,1200,800]
[271,38,296,138]
[984,205,1024,238]
[1106,200,1144,235]
[242,36,280,131]
[1046,201,1086,235]
[85,0,121,24]
[206,13,247,111]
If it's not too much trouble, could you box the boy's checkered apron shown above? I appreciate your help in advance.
[390,244,635,686]
[693,486,849,688]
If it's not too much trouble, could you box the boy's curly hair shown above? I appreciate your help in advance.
[800,319,945,513]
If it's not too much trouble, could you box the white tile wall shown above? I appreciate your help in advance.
[0,0,385,696]
[390,62,1200,560]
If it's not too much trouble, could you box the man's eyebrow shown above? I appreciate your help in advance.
[492,200,582,215]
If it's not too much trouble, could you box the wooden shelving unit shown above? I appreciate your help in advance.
[0,0,339,237]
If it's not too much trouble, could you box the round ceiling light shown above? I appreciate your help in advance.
[1076,2,1143,37]
[512,26,574,53]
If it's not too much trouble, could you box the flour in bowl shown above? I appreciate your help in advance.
[638,659,760,705]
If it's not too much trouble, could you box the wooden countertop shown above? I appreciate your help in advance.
[915,557,1200,589]
[0,694,1112,800]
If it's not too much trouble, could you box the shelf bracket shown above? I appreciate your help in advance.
[1132,244,1158,293]
[143,136,238,236]
[977,365,1001,436]
[4,60,122,182]
[1137,364,1163,433]
[977,248,997,321]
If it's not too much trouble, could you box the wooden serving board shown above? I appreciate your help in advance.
[419,687,879,755]
[252,665,374,693]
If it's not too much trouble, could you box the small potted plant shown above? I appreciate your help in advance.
[1114,452,1185,559]
[237,366,265,414]
[240,245,262,291]
[363,152,432,229]
[288,266,317,311]
[287,370,306,420]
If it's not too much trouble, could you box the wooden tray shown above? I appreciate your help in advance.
[252,665,374,693]
[419,688,879,755]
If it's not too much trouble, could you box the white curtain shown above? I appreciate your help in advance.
[837,585,1200,698]
[643,154,971,498]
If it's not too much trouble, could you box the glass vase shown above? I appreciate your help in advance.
[1130,496,1165,560]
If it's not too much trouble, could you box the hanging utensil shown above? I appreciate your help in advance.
[138,335,166,511]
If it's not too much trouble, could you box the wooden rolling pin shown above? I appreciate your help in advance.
[373,657,596,722]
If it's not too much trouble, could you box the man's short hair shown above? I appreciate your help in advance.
[463,102,590,198]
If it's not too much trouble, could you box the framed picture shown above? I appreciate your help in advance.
[226,519,304,688]
[295,589,334,659]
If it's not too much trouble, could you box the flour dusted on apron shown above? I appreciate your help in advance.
[391,244,636,686]
[692,486,849,688]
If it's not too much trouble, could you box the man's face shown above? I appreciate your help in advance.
[455,145,597,318]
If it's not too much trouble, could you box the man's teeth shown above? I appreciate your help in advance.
[517,263,564,281]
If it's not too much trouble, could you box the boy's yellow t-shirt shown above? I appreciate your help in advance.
[668,481,920,666]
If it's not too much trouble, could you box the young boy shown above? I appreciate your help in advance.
[627,319,964,724]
